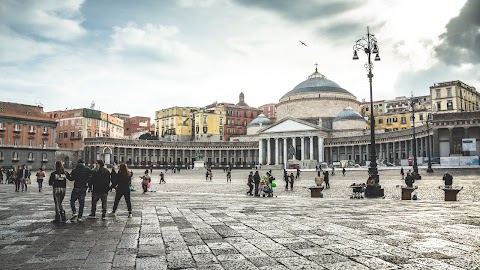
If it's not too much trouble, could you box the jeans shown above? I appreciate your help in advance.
[15,180,21,191]
[53,187,66,216]
[91,192,108,215]
[112,189,132,212]
[38,179,43,190]
[70,188,86,217]
[21,178,27,191]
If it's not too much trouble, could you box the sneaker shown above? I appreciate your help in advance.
[108,212,116,217]
[70,213,77,220]
[77,217,83,222]
[128,212,133,218]
[87,213,96,219]
[101,214,106,220]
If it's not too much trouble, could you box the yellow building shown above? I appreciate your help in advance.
[155,106,225,141]
[430,80,479,113]
[374,113,410,131]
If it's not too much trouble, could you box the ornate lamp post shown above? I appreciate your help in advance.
[409,94,421,179]
[353,26,384,197]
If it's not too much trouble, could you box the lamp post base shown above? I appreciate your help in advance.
[364,185,384,198]
[426,168,434,173]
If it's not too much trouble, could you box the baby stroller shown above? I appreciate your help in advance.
[258,180,273,197]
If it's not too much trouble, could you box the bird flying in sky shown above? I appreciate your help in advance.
[299,40,307,47]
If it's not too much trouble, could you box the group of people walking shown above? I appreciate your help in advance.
[49,159,133,223]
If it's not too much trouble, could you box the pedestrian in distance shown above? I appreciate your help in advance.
[88,160,111,220]
[150,164,153,174]
[404,172,414,188]
[253,171,260,196]
[323,170,330,189]
[400,167,404,180]
[140,170,151,194]
[295,168,301,180]
[69,159,94,222]
[315,171,324,187]
[36,167,45,192]
[443,172,453,189]
[331,166,335,176]
[159,172,165,184]
[205,170,209,181]
[289,172,295,191]
[246,171,254,196]
[342,167,346,177]
[49,161,70,223]
[110,164,133,218]
[18,165,29,192]
[284,171,289,191]
[226,170,231,183]
[209,170,213,181]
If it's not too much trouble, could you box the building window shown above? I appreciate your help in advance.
[43,126,48,134]
[378,119,384,124]
[14,123,21,132]
[59,133,63,139]
[447,100,453,110]
[71,131,75,138]
[0,136,3,146]
[0,122,4,130]
[42,153,48,161]
[419,114,424,121]
[28,152,34,161]
[42,139,47,148]
[219,118,223,125]
[386,118,392,125]
[437,102,441,111]
[0,151,3,160]
[436,89,441,98]
[203,116,207,124]
[447,88,452,97]
[28,138,33,147]
[13,137,19,146]
[12,151,19,161]
[392,117,398,123]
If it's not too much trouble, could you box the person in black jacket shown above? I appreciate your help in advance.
[404,172,414,188]
[110,167,117,192]
[443,172,453,188]
[253,171,260,197]
[110,164,133,218]
[88,160,111,220]
[69,159,93,222]
[49,161,69,223]
[246,171,253,196]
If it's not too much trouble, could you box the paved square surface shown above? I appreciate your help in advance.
[1,168,480,269]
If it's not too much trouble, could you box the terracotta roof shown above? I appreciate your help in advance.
[0,101,53,121]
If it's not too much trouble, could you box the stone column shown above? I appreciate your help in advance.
[275,138,279,165]
[318,137,324,162]
[421,137,424,158]
[266,138,271,165]
[344,145,348,160]
[337,146,340,160]
[283,138,288,167]
[258,139,263,165]
[309,136,314,160]
[219,149,222,164]
[301,137,305,161]
[392,141,396,162]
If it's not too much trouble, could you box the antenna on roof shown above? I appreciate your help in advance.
[90,101,95,110]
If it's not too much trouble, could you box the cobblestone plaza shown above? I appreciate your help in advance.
[1,168,480,269]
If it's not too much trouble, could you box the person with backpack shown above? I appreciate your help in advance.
[49,161,70,223]
[323,170,330,189]
[36,167,46,192]
[110,164,133,218]
[404,172,414,188]
[246,171,254,196]
[69,159,94,222]
[88,160,111,220]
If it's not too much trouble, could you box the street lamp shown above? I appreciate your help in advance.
[425,115,434,173]
[409,93,421,179]
[353,26,384,198]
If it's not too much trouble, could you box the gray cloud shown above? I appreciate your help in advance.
[233,0,364,21]
[435,0,480,65]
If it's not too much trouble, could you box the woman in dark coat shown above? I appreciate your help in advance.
[111,164,133,218]
[253,171,260,196]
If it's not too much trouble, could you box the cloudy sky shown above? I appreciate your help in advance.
[1,0,479,119]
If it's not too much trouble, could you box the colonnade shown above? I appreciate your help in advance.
[258,135,324,165]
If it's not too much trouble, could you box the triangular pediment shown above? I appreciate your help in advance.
[261,118,319,133]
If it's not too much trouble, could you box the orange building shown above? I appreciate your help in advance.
[47,108,124,151]
[0,101,58,169]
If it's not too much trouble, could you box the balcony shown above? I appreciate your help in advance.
[42,158,48,162]
[0,157,4,161]
[28,130,36,134]
[13,129,21,133]
[0,127,5,131]
[70,136,83,140]
[12,157,19,162]
[42,131,49,135]
[28,158,35,162]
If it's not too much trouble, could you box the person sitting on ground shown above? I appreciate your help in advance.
[366,175,374,186]
[443,172,453,189]
[404,172,414,188]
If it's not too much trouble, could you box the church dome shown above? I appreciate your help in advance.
[281,69,354,99]
[334,107,364,121]
[248,113,272,126]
